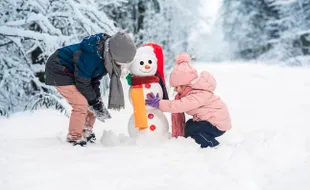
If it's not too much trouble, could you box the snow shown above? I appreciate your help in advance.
[1,63,310,190]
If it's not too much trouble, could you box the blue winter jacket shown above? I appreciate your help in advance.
[45,33,110,105]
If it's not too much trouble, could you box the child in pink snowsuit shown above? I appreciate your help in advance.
[146,53,231,148]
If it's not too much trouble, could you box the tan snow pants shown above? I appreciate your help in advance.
[55,85,96,139]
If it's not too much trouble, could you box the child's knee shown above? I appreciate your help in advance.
[185,119,194,128]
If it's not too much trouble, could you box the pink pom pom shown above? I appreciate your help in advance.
[176,53,191,65]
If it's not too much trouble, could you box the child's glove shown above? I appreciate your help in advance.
[89,98,111,122]
[145,93,160,109]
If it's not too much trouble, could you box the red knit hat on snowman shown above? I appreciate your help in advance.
[143,43,169,100]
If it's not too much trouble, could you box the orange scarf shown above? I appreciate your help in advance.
[171,87,193,138]
[128,75,168,130]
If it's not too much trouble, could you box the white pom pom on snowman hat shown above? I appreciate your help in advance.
[136,46,157,58]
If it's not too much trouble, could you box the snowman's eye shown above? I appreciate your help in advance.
[148,60,152,64]
[140,61,144,65]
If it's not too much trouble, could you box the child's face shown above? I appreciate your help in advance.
[174,85,187,94]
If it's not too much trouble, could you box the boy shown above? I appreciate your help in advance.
[45,32,136,146]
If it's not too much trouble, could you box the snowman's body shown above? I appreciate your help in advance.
[128,102,169,138]
[127,44,169,138]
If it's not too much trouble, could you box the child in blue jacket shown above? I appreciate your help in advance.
[45,32,136,146]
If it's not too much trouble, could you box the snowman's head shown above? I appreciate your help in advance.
[129,46,157,76]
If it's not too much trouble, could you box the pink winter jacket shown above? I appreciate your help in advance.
[159,71,231,131]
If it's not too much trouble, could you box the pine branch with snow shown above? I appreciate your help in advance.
[24,93,69,117]
[0,0,117,114]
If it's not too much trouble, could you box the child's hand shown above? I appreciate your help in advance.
[145,93,160,108]
[89,98,111,122]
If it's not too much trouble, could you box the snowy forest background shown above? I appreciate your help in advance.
[1,0,310,116]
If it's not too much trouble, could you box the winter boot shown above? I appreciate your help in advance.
[66,135,87,146]
[83,127,96,143]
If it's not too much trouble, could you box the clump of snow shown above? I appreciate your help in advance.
[1,63,310,190]
[100,130,134,146]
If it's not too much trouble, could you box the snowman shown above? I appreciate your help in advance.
[126,43,169,138]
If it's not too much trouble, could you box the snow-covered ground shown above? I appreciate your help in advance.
[1,62,310,190]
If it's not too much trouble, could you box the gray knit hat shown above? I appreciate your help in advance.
[109,32,137,63]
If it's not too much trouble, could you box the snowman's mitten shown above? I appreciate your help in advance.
[89,99,112,122]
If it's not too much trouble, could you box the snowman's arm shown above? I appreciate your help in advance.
[159,93,205,113]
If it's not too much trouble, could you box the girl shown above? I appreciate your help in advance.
[45,32,137,146]
[146,53,231,148]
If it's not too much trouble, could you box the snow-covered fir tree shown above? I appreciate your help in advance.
[0,0,117,114]
[221,0,278,60]
[262,0,310,65]
[219,0,310,64]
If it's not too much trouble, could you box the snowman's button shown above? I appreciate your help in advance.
[148,113,154,119]
[150,125,156,131]
[145,83,151,89]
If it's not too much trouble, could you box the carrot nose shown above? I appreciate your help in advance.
[145,65,151,70]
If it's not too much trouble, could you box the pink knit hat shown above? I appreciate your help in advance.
[169,53,198,87]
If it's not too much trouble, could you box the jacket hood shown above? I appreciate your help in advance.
[190,71,217,92]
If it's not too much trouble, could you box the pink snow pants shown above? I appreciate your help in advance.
[55,85,96,139]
